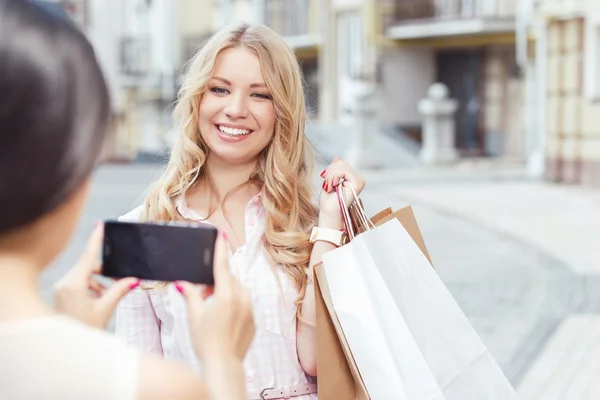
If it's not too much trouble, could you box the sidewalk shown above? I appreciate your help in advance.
[353,163,600,399]
[360,165,600,276]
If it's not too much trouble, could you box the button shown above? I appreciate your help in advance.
[248,219,255,226]
[245,375,254,382]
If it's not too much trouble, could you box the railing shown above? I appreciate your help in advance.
[264,0,310,37]
[389,0,516,24]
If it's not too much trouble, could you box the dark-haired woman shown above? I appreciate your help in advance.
[0,1,254,399]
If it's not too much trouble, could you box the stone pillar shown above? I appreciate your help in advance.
[418,83,459,165]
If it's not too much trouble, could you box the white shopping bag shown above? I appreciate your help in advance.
[323,235,445,400]
[323,218,518,400]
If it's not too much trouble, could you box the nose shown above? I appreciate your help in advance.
[224,92,248,119]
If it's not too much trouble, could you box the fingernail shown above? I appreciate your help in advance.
[325,184,329,192]
[321,181,326,189]
[129,280,140,290]
[221,232,228,240]
[320,169,326,177]
[174,281,184,294]
[94,222,100,229]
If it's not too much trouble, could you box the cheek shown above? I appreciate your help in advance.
[198,97,217,125]
[256,105,276,132]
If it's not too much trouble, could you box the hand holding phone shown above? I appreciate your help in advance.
[54,223,140,328]
[101,221,218,285]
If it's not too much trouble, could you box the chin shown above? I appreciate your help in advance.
[203,135,270,167]
[210,148,262,166]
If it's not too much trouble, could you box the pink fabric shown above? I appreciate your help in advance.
[115,195,317,399]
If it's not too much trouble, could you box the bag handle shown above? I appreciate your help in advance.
[336,181,355,241]
[335,179,375,242]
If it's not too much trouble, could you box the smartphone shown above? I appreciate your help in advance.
[101,220,218,285]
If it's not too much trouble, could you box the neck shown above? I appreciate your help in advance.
[203,155,260,202]
[0,252,51,322]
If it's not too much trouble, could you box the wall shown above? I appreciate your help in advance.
[378,46,436,126]
[179,0,214,37]
[545,17,600,186]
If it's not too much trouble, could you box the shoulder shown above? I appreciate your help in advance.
[45,317,139,358]
[119,205,145,222]
[0,316,139,399]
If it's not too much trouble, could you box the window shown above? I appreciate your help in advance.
[585,13,600,101]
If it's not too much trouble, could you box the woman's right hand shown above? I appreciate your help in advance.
[177,233,255,363]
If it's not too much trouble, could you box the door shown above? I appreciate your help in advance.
[436,51,484,155]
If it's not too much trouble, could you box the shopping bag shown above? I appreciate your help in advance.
[354,219,518,399]
[316,182,517,399]
[321,227,446,400]
[315,203,438,399]
[314,264,369,400]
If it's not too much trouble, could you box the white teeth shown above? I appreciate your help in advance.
[218,125,251,136]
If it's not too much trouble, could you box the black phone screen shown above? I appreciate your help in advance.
[102,221,218,285]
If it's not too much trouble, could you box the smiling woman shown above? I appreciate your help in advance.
[114,22,366,400]
[199,47,275,155]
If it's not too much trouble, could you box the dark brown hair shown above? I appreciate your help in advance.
[0,0,111,234]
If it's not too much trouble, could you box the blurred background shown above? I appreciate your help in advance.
[38,0,600,398]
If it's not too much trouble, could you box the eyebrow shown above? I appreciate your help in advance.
[212,76,267,88]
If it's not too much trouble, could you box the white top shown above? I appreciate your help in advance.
[0,315,139,400]
[115,196,317,399]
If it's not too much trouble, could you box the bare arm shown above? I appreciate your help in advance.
[296,213,342,377]
[296,160,365,376]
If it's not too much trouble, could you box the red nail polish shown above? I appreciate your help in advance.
[221,232,228,240]
[321,181,325,189]
[129,280,140,290]
[175,281,184,294]
[325,184,329,192]
[320,169,326,177]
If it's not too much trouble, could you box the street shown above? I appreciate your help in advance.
[39,162,599,396]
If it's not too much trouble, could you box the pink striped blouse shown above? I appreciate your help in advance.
[114,194,317,399]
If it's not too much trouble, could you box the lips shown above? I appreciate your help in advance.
[214,124,254,143]
[217,124,252,137]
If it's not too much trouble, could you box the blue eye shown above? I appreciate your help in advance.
[211,87,228,94]
[252,93,272,100]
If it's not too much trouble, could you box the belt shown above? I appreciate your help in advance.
[250,383,318,399]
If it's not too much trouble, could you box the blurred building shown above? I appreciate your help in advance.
[527,0,600,186]
[45,0,600,188]
[323,0,525,160]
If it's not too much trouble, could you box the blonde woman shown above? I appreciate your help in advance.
[115,23,365,399]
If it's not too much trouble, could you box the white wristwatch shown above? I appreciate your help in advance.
[309,227,345,247]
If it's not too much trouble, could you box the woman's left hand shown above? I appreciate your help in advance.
[53,223,140,329]
[318,158,366,229]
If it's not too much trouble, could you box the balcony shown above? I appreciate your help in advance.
[264,0,321,50]
[384,0,516,41]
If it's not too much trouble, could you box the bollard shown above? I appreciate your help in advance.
[418,83,459,165]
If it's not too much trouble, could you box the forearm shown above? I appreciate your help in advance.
[296,213,343,375]
[203,356,246,400]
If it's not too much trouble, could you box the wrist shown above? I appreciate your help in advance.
[202,355,245,398]
[203,353,244,372]
[318,211,344,230]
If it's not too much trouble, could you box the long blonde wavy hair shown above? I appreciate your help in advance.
[140,23,318,315]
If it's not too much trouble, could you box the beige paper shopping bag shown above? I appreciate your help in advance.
[315,205,432,399]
